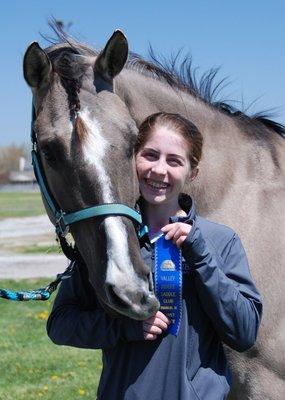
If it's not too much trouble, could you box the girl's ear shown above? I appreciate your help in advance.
[188,167,199,182]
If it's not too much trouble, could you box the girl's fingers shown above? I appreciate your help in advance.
[164,224,176,240]
[143,311,172,340]
[156,311,171,324]
[176,235,187,248]
[143,323,163,335]
[144,332,157,341]
[161,223,192,245]
[173,227,183,241]
[145,317,168,331]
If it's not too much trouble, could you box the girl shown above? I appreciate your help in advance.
[47,112,262,400]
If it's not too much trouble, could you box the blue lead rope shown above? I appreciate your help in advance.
[0,261,76,301]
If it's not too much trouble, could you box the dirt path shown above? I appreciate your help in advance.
[0,215,68,279]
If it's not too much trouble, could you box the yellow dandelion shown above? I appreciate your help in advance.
[43,385,48,391]
[77,362,86,367]
[36,310,49,321]
[51,375,59,381]
[78,388,86,396]
[38,392,43,397]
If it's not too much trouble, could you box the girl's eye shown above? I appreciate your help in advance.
[144,152,157,161]
[168,158,182,166]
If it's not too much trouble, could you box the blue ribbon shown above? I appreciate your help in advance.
[154,235,182,336]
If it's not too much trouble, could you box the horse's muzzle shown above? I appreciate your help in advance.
[105,282,159,320]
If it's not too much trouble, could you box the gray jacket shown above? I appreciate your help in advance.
[47,194,262,400]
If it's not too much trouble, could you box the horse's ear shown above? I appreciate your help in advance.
[23,42,52,88]
[94,30,128,81]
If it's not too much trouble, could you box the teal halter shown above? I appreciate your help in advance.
[31,108,148,240]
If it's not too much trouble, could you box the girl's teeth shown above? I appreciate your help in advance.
[148,180,168,189]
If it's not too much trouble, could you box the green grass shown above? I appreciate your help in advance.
[0,192,45,218]
[18,244,61,254]
[0,278,102,400]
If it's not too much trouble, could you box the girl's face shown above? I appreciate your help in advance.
[136,126,198,207]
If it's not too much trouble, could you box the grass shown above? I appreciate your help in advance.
[18,244,61,254]
[0,278,102,400]
[0,192,45,219]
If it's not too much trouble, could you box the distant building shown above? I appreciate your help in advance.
[8,157,37,185]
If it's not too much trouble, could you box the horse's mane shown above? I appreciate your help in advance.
[127,50,285,139]
[44,22,285,139]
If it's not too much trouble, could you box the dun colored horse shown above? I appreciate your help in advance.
[23,28,285,399]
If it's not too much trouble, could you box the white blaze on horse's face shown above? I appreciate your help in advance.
[79,108,113,202]
[79,108,144,307]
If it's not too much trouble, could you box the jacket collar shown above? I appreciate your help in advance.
[137,193,197,247]
[169,193,196,223]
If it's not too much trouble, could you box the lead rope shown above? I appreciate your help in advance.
[0,226,147,302]
[0,260,76,301]
[0,220,83,302]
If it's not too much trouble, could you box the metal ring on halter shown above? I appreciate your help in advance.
[55,212,69,237]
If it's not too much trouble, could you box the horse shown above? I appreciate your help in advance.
[23,28,285,399]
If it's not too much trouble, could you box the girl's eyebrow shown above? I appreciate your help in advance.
[141,147,158,153]
[142,147,186,161]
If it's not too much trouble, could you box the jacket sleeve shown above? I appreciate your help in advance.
[46,263,144,349]
[182,220,262,352]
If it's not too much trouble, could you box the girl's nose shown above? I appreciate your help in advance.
[151,159,167,175]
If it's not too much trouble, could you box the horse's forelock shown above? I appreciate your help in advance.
[75,115,88,143]
[53,51,91,81]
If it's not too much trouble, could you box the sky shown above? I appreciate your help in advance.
[0,0,284,146]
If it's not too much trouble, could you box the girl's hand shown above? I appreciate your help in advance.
[143,311,170,341]
[161,222,192,248]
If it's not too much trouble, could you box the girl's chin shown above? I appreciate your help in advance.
[141,192,168,205]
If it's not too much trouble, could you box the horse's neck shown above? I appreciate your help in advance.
[116,69,244,154]
[116,69,217,127]
[116,69,245,216]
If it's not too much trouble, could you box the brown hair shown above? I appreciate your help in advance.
[134,112,203,168]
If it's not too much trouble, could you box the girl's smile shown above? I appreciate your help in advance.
[145,178,170,190]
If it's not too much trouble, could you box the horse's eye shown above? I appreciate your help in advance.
[41,145,57,164]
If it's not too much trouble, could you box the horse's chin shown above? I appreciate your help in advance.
[99,289,159,321]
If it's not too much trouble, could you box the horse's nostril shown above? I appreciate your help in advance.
[140,294,148,306]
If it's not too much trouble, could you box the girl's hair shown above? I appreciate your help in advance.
[134,112,203,168]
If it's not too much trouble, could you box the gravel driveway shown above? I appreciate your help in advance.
[0,215,68,279]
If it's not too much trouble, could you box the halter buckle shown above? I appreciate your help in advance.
[55,212,69,237]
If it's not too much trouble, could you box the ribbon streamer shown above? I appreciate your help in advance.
[155,235,182,336]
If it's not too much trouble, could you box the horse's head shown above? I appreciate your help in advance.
[23,31,159,319]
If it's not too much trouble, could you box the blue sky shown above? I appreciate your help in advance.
[1,0,284,145]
